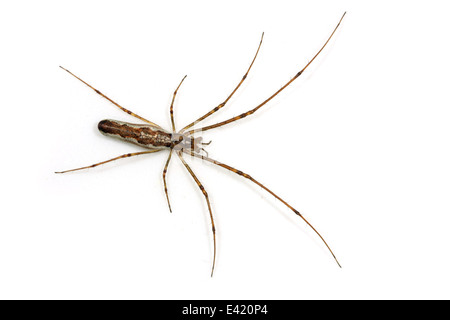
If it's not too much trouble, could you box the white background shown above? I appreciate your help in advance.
[1,0,449,299]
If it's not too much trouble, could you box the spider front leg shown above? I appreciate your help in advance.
[59,66,162,128]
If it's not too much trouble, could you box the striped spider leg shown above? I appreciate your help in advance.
[177,151,217,277]
[182,150,341,268]
[55,150,161,174]
[59,66,162,128]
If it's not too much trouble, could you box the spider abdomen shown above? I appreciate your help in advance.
[98,119,172,150]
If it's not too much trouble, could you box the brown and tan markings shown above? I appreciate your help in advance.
[56,12,346,276]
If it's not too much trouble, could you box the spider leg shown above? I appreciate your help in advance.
[177,151,217,276]
[59,66,162,128]
[169,75,187,131]
[55,150,161,174]
[162,150,173,213]
[179,32,264,133]
[184,149,341,268]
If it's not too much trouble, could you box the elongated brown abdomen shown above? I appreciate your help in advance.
[98,119,173,149]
